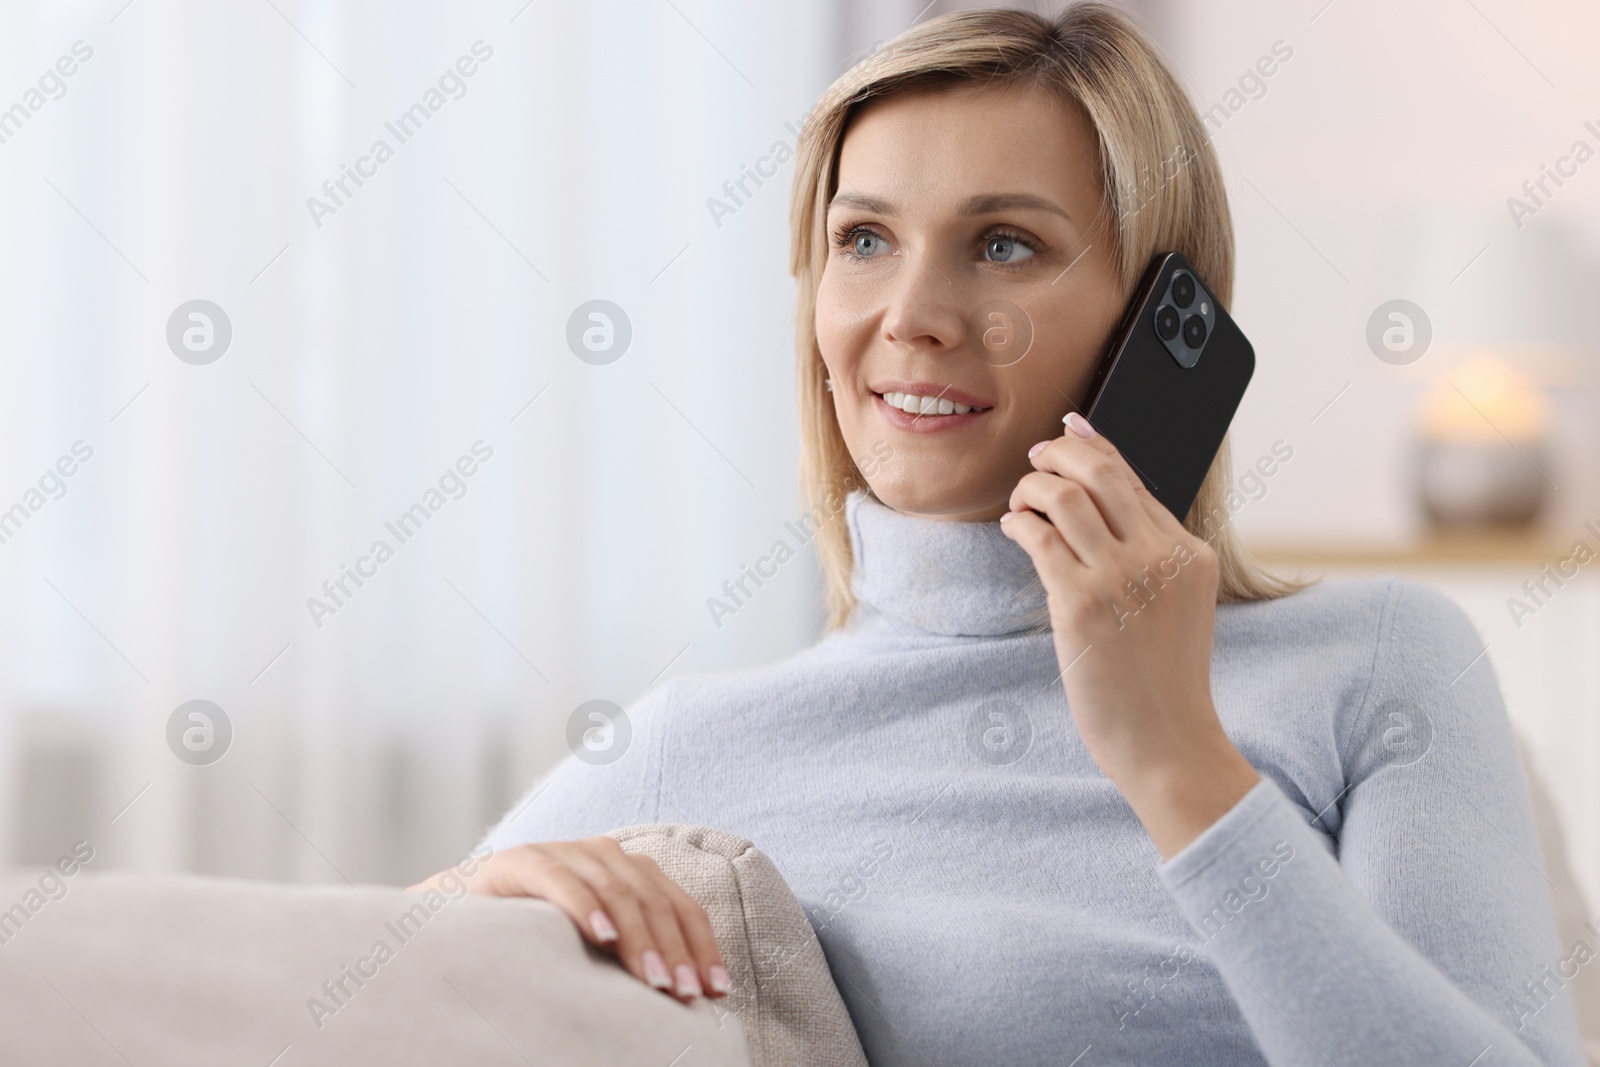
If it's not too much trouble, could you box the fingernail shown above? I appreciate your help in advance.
[588,909,618,943]
[1027,440,1049,458]
[674,963,702,998]
[998,510,1016,524]
[1064,412,1096,438]
[642,950,672,989]
[708,964,732,994]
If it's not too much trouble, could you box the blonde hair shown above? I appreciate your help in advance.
[789,2,1307,631]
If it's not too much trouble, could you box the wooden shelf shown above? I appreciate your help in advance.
[1248,528,1575,568]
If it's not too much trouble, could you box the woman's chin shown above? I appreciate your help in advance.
[864,477,1008,522]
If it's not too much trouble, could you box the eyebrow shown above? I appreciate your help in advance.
[827,191,1071,221]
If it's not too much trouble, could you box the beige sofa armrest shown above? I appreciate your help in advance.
[0,867,751,1066]
[606,824,869,1067]
[0,823,870,1066]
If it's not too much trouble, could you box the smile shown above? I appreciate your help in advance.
[875,390,989,416]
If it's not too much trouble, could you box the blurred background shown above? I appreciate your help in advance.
[1,0,1597,918]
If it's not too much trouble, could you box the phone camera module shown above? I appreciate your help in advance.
[1151,259,1215,369]
[1171,272,1196,308]
[1155,305,1180,341]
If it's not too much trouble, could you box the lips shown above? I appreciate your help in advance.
[868,389,990,435]
[867,380,994,415]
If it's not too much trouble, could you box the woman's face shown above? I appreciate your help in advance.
[817,84,1126,521]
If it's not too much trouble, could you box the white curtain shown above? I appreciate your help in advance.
[0,0,838,885]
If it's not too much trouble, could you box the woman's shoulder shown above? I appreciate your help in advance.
[645,635,841,712]
[1216,576,1505,798]
[1218,574,1487,684]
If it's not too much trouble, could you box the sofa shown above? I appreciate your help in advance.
[0,749,1594,1065]
[0,823,863,1066]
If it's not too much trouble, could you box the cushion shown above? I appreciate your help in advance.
[0,866,754,1065]
[0,862,756,1064]
[0,824,867,1066]
[606,824,869,1067]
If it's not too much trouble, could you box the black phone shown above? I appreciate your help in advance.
[1079,251,1255,523]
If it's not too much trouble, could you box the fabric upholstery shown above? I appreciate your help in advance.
[0,865,752,1065]
[607,823,869,1067]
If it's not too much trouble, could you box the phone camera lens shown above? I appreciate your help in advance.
[1155,305,1180,340]
[1171,272,1196,308]
[1182,314,1207,348]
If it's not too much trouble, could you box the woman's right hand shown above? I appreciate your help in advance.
[409,837,731,1003]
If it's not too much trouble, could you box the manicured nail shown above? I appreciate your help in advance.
[708,964,732,994]
[1064,412,1096,438]
[588,909,618,943]
[1027,440,1050,458]
[674,963,702,998]
[998,510,1016,524]
[642,950,672,989]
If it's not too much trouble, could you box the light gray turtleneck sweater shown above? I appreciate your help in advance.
[481,490,1587,1065]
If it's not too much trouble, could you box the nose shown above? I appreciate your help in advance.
[880,244,968,356]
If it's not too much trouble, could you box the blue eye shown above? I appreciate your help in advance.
[844,228,896,259]
[833,224,893,260]
[985,234,1036,263]
[853,231,888,257]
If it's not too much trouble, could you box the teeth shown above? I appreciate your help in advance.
[882,391,975,416]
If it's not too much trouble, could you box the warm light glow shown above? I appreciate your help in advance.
[1418,352,1550,442]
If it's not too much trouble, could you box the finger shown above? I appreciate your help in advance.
[493,851,620,948]
[617,851,707,1004]
[595,851,700,1004]
[1063,411,1150,496]
[999,506,1087,583]
[411,850,498,895]
[644,865,732,997]
[1127,468,1188,538]
[563,848,671,994]
[1030,419,1147,541]
[1008,470,1117,566]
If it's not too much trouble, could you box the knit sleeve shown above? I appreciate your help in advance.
[1155,579,1588,1065]
[473,683,671,853]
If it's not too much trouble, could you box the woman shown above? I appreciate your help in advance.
[416,6,1586,1063]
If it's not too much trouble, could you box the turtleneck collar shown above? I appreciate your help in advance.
[844,489,1050,638]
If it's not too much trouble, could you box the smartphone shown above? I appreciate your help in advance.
[1079,251,1255,523]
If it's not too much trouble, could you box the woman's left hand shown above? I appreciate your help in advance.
[999,411,1259,859]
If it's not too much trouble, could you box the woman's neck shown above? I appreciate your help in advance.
[845,489,1049,637]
